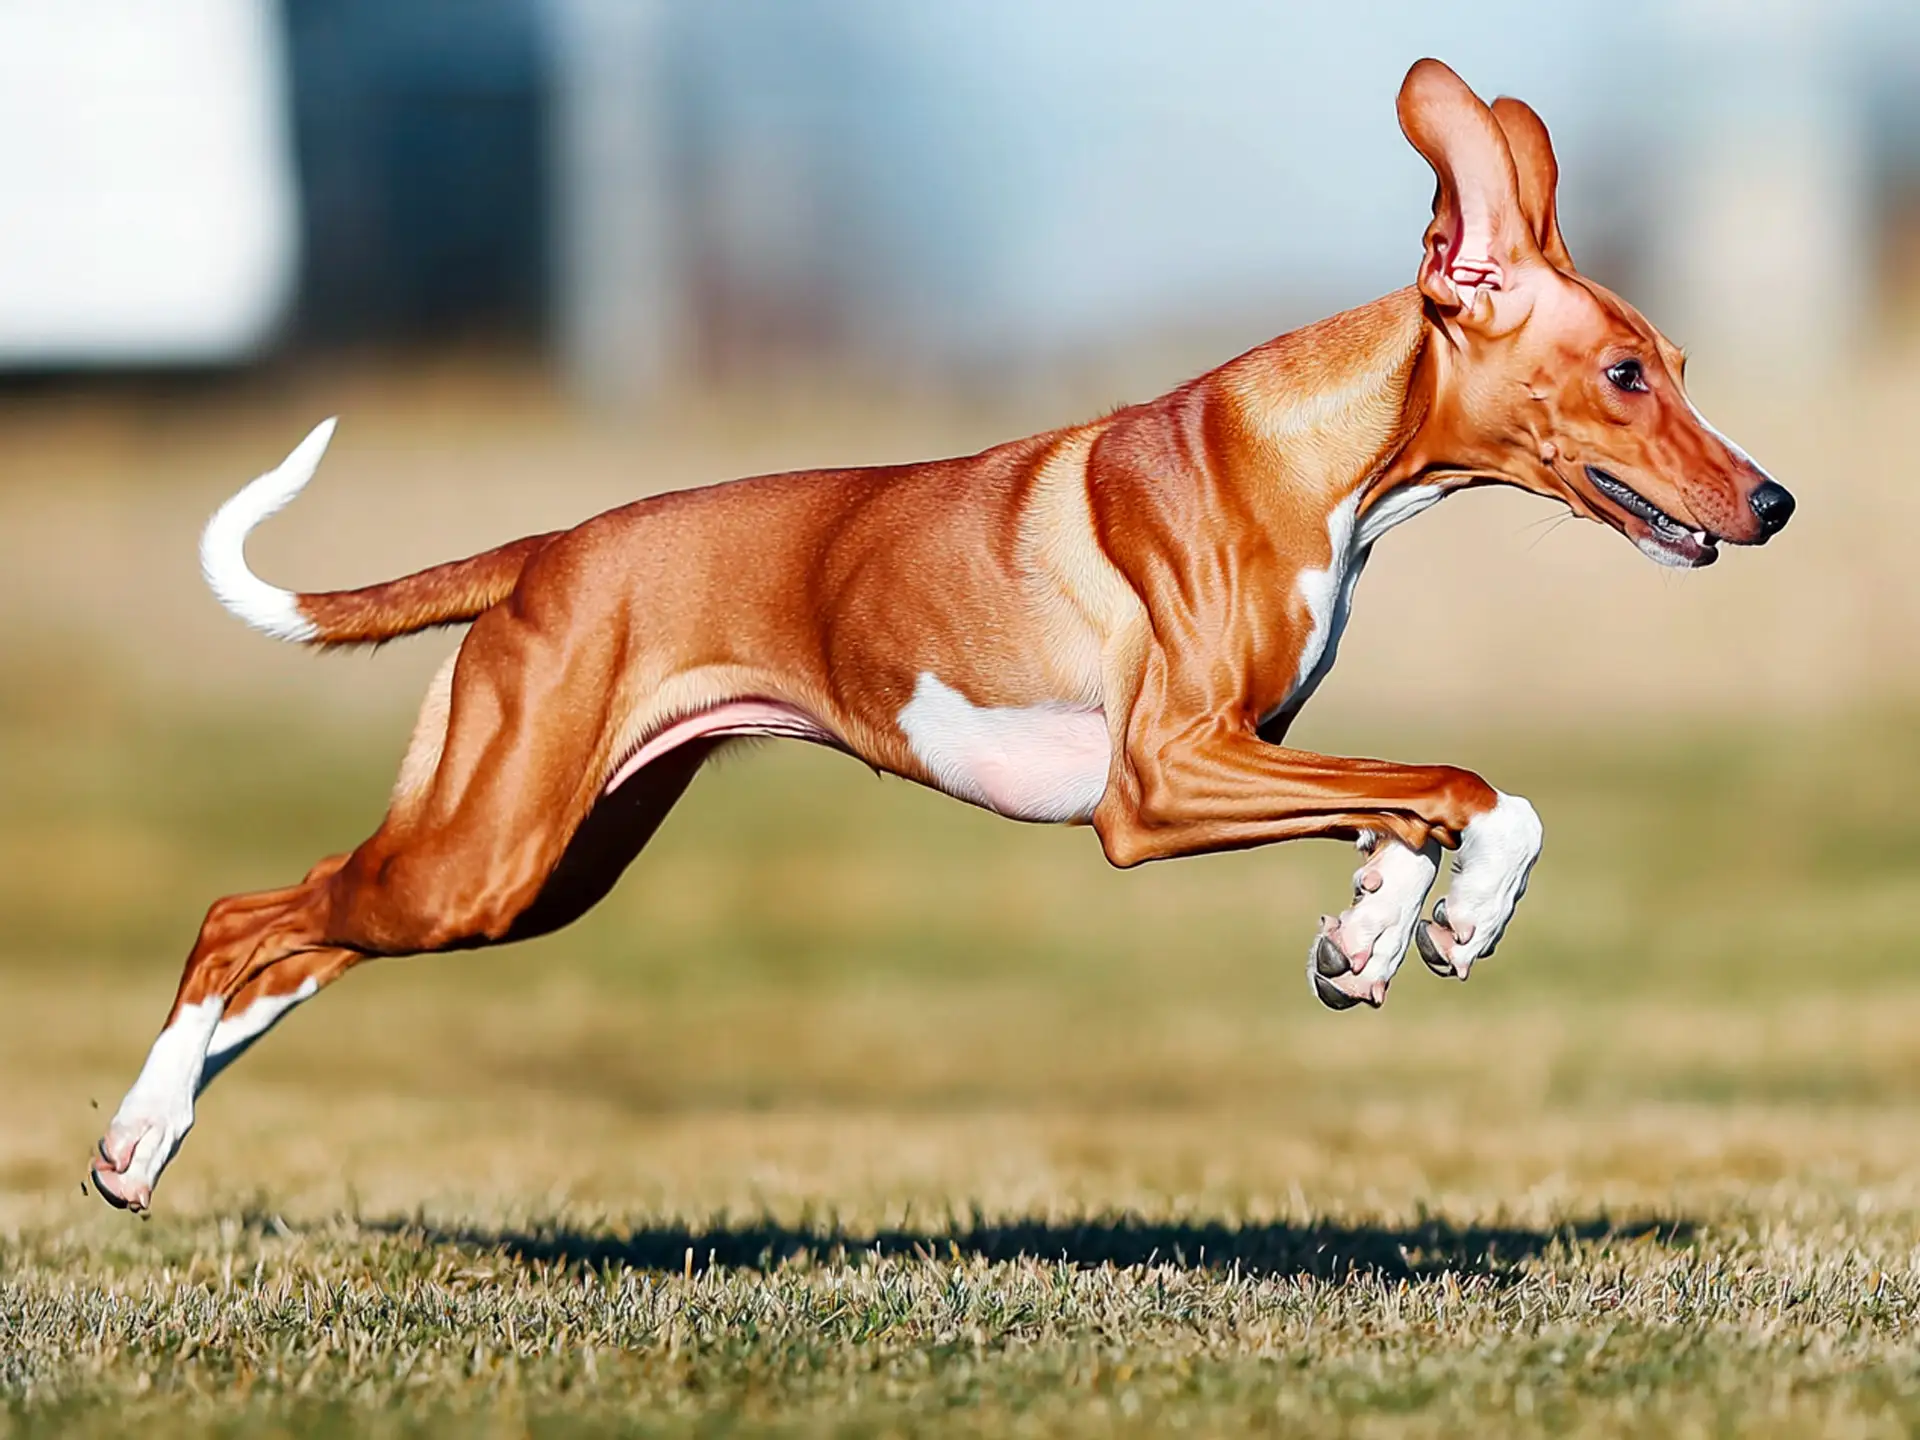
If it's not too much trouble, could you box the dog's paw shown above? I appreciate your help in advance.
[1416,792,1542,980]
[1309,835,1440,1010]
[88,1000,222,1214]
[90,1108,192,1213]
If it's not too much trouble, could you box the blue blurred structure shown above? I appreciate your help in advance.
[0,0,1915,385]
[285,0,550,348]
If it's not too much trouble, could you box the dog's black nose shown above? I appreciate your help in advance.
[1748,480,1795,538]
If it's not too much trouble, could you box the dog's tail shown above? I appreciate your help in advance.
[200,419,561,648]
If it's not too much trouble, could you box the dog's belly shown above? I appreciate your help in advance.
[896,672,1110,823]
[603,699,842,795]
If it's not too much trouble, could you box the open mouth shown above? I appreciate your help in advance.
[1583,465,1718,569]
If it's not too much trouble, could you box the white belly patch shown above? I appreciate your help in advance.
[896,673,1110,823]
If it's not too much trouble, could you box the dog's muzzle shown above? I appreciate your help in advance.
[1584,465,1720,568]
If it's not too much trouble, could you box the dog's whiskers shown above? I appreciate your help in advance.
[1523,514,1575,552]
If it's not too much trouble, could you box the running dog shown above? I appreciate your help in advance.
[92,59,1793,1211]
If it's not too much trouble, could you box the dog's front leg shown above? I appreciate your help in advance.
[1410,789,1545,982]
[1314,833,1443,1007]
[1091,650,1540,1007]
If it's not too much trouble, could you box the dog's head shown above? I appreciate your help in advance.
[1397,59,1793,568]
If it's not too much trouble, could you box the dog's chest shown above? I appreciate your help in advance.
[1272,484,1444,720]
[1280,494,1365,715]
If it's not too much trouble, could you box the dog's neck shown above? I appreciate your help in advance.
[1217,287,1509,531]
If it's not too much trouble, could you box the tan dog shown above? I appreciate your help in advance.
[93,59,1793,1211]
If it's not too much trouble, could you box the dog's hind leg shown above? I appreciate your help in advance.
[188,742,712,1092]
[91,587,713,1211]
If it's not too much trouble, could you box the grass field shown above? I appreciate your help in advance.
[4,640,1920,1434]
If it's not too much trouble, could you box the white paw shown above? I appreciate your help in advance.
[1310,835,1440,1010]
[1416,792,1542,980]
[90,999,221,1212]
[92,1109,194,1212]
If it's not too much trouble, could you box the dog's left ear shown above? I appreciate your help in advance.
[1490,96,1574,272]
[1397,59,1544,336]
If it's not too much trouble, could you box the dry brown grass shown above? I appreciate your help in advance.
[3,374,1919,1434]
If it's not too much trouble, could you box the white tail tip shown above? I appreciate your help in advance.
[199,419,336,642]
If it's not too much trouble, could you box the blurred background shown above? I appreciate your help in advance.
[2,0,1920,1232]
[8,0,1920,382]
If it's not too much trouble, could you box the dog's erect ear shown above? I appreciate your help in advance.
[1396,59,1543,332]
[1490,95,1574,272]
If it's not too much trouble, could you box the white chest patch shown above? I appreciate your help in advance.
[1355,482,1447,548]
[1276,483,1446,722]
[1291,493,1361,701]
[896,673,1110,823]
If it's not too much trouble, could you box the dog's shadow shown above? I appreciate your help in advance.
[368,1211,1697,1284]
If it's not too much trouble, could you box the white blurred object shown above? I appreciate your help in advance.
[0,0,298,366]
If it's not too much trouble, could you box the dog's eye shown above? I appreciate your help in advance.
[1606,358,1648,393]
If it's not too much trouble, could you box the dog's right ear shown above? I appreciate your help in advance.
[1490,95,1574,272]
[1397,59,1544,335]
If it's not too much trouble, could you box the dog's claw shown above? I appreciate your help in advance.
[1415,918,1455,977]
[1312,968,1365,1010]
[1313,934,1352,978]
[1311,933,1388,1010]
[89,1166,133,1211]
[1420,900,1466,977]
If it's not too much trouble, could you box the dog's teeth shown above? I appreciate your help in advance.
[1691,529,1708,545]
